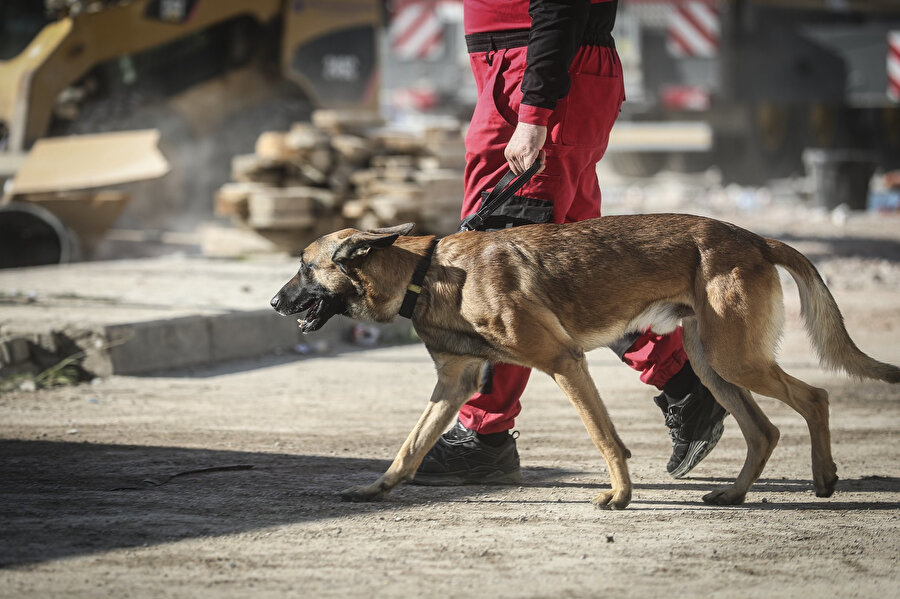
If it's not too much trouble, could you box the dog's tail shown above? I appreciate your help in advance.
[765,238,900,384]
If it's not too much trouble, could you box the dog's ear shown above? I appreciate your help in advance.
[331,223,414,274]
[368,223,415,236]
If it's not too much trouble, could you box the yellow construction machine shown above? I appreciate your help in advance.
[0,0,380,265]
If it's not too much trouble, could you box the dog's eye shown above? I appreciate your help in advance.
[298,258,315,277]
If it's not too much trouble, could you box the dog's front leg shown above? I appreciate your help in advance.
[340,356,481,502]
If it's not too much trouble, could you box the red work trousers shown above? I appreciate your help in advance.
[458,43,688,434]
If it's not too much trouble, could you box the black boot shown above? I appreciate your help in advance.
[654,363,728,478]
[412,420,522,486]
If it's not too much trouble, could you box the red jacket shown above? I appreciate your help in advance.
[464,0,618,126]
[464,0,614,35]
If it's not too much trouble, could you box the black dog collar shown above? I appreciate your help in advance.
[398,162,537,319]
[398,237,440,319]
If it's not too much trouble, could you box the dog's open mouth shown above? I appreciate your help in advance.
[295,296,344,334]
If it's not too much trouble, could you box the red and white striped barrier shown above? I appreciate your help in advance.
[667,1,720,58]
[889,31,900,102]
[389,0,445,61]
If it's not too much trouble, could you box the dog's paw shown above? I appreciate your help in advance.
[702,488,746,505]
[339,484,389,503]
[815,473,839,498]
[591,489,631,510]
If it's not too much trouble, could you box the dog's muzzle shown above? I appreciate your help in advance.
[270,288,309,319]
[270,294,283,312]
[270,292,297,316]
[270,288,344,334]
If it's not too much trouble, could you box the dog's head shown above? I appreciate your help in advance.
[270,223,415,333]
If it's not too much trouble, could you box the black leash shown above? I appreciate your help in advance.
[398,162,541,320]
[458,160,543,232]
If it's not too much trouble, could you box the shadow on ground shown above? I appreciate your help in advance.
[146,341,430,379]
[2,440,897,568]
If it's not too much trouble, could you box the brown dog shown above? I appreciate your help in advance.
[270,214,899,509]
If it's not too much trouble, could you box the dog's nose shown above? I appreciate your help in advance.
[270,295,280,310]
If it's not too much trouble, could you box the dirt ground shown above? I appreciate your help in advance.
[1,210,899,598]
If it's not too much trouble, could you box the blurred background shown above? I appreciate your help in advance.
[1,5,899,587]
[1,0,899,267]
[1,0,899,383]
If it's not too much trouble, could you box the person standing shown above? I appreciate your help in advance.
[414,0,727,485]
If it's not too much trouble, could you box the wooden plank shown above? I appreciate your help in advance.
[311,110,384,133]
[231,154,285,185]
[286,122,330,152]
[415,170,463,207]
[364,180,425,202]
[349,168,382,189]
[328,163,355,196]
[381,165,417,182]
[367,194,420,223]
[424,142,466,169]
[249,186,336,210]
[370,155,417,169]
[372,130,425,155]
[214,182,269,218]
[341,198,369,220]
[330,134,373,166]
[255,131,299,161]
[246,186,337,230]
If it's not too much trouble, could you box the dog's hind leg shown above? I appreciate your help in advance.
[340,355,482,502]
[681,319,781,505]
[731,363,836,498]
[551,352,633,510]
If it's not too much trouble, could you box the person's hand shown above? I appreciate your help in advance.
[505,122,547,175]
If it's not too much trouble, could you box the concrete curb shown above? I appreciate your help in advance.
[0,255,420,381]
[3,311,417,379]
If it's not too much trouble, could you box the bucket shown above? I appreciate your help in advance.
[0,201,79,269]
[802,149,877,211]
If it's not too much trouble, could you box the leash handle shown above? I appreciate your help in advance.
[458,159,542,232]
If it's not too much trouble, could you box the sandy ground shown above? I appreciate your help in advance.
[1,211,899,598]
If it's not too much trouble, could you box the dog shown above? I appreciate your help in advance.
[270,215,899,509]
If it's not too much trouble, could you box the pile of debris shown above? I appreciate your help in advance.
[214,110,466,253]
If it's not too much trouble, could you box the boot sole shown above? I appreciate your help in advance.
[668,420,725,479]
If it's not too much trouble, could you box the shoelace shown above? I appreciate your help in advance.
[664,407,687,442]
[664,406,684,430]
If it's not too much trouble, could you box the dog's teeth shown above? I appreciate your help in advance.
[297,318,306,328]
